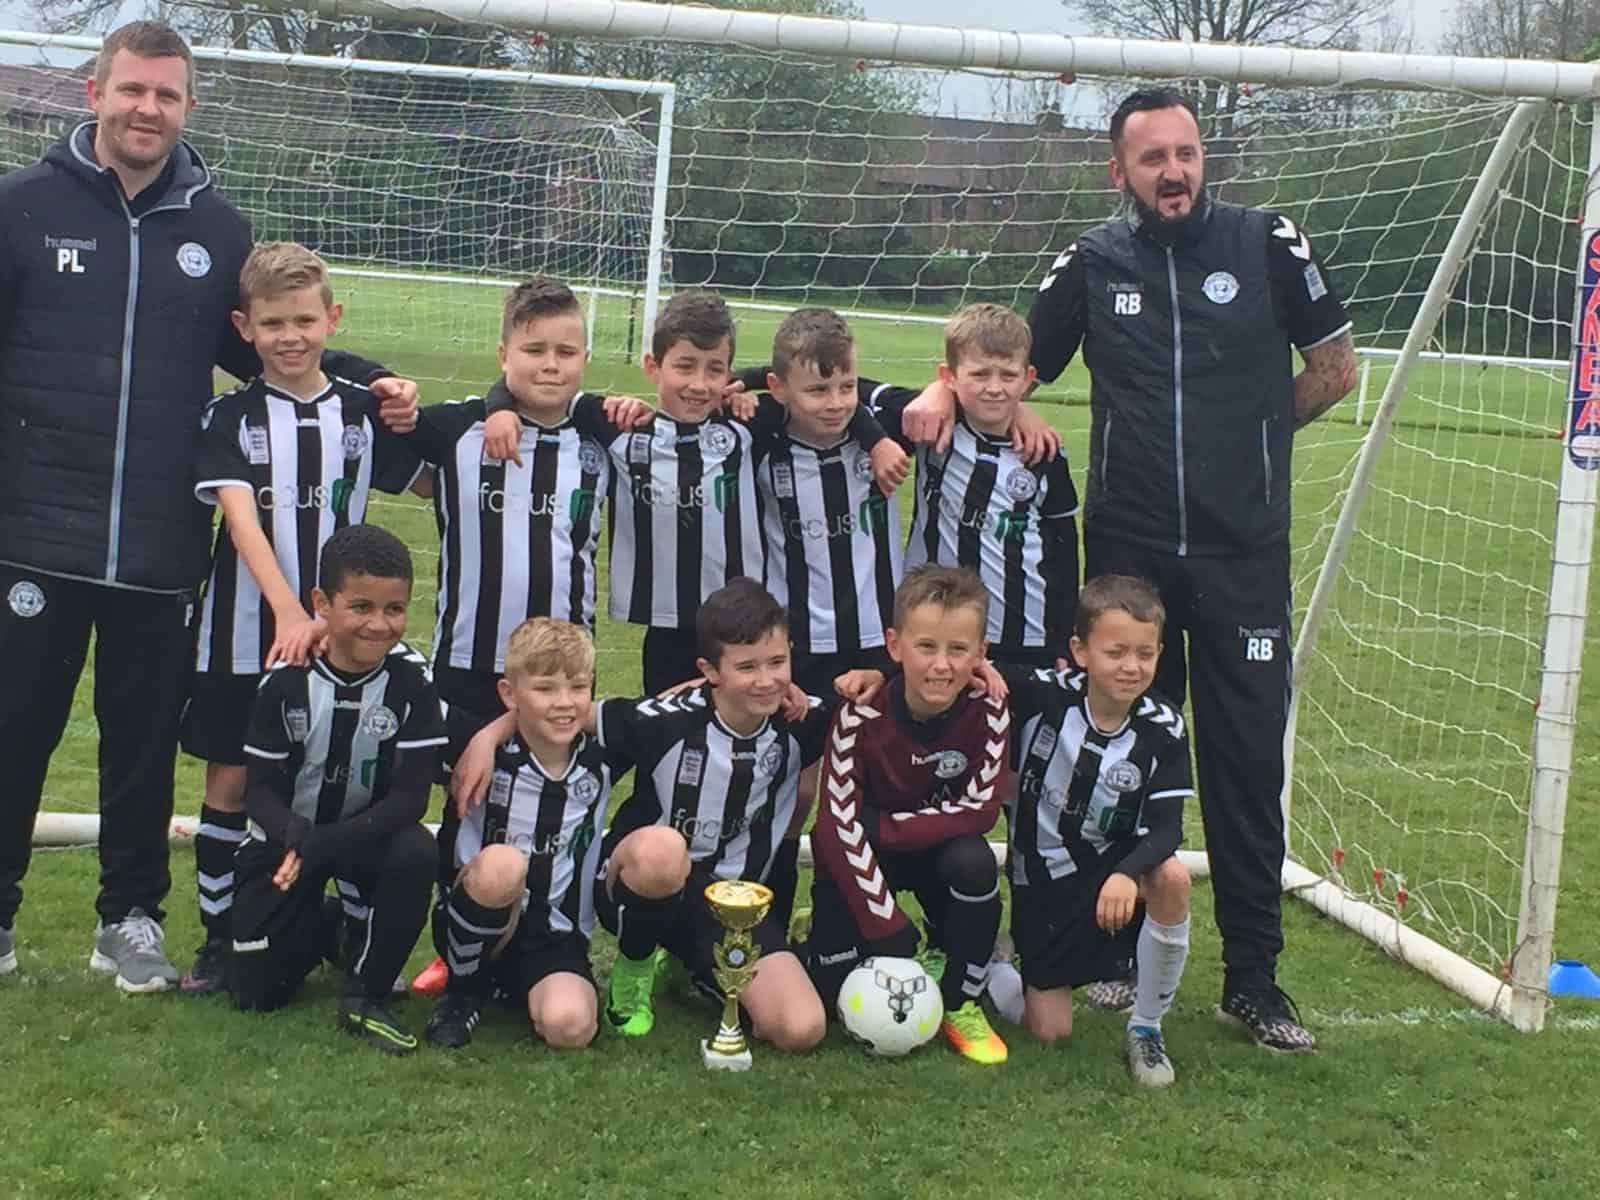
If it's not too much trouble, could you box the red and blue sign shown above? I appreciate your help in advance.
[1570,229,1600,470]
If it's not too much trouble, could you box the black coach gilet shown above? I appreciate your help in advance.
[1078,192,1294,556]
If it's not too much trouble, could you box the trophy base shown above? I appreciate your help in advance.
[701,1040,753,1071]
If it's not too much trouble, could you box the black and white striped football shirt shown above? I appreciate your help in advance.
[242,642,448,829]
[445,733,613,940]
[596,686,831,883]
[410,384,612,674]
[717,370,897,654]
[758,431,902,655]
[603,411,768,629]
[900,412,1079,653]
[1002,667,1191,887]
[193,376,423,674]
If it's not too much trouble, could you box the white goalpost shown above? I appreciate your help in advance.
[13,2,1598,1032]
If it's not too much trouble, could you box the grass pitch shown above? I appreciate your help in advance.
[6,272,1599,1197]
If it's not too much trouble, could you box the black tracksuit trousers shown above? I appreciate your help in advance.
[0,565,193,927]
[1085,532,1292,989]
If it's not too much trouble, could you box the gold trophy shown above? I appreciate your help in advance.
[701,880,774,1071]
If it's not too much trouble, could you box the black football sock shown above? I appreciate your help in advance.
[936,836,1002,1013]
[612,876,683,963]
[442,887,514,995]
[350,832,433,1000]
[808,874,887,1012]
[333,877,371,966]
[195,805,248,943]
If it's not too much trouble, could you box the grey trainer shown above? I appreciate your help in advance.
[89,909,179,993]
[1125,1025,1177,1088]
[0,926,16,977]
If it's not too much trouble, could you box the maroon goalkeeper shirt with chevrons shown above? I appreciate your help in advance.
[811,676,1010,942]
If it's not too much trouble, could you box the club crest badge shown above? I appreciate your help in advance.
[1202,271,1239,304]
[340,424,369,460]
[934,750,968,779]
[759,741,784,775]
[700,424,737,457]
[573,773,601,804]
[1004,468,1038,501]
[1105,759,1144,793]
[176,242,212,278]
[7,580,45,619]
[363,705,400,740]
[579,439,606,475]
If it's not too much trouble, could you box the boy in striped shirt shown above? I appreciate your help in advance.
[899,304,1079,669]
[400,279,650,1000]
[424,618,614,1051]
[736,308,912,933]
[180,243,422,994]
[988,573,1196,1086]
[403,278,649,777]
[746,308,904,701]
[230,525,445,1055]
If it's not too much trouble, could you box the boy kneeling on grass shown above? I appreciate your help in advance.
[801,565,1014,1066]
[425,618,613,1051]
[989,573,1194,1087]
[230,525,445,1055]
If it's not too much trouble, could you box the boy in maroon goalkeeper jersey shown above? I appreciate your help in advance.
[803,565,1011,1064]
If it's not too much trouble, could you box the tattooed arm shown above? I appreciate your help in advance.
[1293,330,1357,430]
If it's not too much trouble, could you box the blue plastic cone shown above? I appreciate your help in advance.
[1548,960,1600,999]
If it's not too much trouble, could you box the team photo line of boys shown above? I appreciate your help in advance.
[0,18,1359,1088]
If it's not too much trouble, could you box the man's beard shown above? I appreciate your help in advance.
[1127,180,1202,229]
[102,115,175,172]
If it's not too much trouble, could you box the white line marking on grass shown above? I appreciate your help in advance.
[1308,1007,1600,1032]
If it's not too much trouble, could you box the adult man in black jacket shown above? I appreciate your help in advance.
[905,88,1357,1052]
[0,21,417,990]
[1031,89,1357,1052]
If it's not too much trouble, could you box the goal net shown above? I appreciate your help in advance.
[0,29,674,384]
[12,3,1595,1029]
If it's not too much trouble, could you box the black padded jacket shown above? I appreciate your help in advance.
[0,124,384,592]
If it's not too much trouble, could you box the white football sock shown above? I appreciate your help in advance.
[1129,915,1190,1031]
[987,958,1025,1025]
